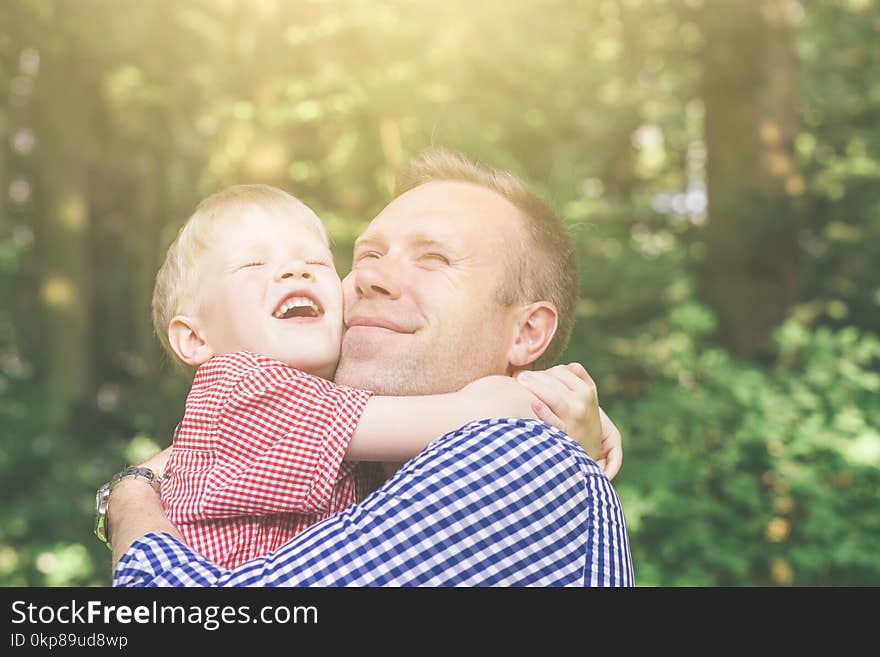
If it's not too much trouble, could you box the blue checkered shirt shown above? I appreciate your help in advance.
[115,419,635,587]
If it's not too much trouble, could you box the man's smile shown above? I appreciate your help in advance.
[345,315,415,334]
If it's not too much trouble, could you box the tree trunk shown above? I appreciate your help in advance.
[31,39,94,411]
[699,0,801,359]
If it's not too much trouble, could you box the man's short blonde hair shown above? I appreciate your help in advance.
[395,148,578,370]
[151,184,327,365]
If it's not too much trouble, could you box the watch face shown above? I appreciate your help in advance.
[93,469,161,548]
[94,483,111,546]
[96,483,110,514]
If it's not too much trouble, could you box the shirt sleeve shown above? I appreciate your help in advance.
[167,363,372,522]
[114,533,226,587]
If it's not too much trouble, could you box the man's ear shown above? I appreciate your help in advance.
[507,301,558,369]
[168,315,215,367]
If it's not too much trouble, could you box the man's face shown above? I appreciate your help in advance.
[335,181,524,395]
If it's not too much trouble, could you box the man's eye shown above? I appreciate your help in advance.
[356,251,381,262]
[239,261,264,269]
[421,253,451,265]
[306,260,330,267]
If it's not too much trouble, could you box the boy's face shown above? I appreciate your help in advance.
[195,205,343,379]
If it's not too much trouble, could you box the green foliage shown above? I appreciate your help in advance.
[1,0,879,586]
[0,384,93,585]
[0,376,180,585]
[608,309,880,586]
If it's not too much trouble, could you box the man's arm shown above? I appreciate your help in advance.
[108,376,535,575]
[109,478,183,571]
[106,446,179,570]
[113,418,633,587]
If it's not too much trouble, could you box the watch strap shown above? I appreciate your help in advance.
[94,466,163,549]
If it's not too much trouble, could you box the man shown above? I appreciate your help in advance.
[107,148,634,586]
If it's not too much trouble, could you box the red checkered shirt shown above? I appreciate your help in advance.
[161,351,374,569]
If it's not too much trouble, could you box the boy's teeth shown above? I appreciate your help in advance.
[273,296,319,318]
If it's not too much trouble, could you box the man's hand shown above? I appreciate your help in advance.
[107,446,180,571]
[139,446,172,478]
[515,363,623,480]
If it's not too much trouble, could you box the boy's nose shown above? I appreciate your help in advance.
[276,261,312,282]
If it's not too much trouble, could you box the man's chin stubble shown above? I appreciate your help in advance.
[334,359,420,395]
[334,340,440,395]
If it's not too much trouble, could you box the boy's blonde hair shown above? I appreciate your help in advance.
[152,184,327,365]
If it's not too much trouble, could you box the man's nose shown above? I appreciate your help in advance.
[353,257,400,299]
[275,260,313,282]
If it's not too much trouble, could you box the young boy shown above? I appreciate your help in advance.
[153,184,598,568]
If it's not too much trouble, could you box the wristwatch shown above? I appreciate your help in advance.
[94,466,163,549]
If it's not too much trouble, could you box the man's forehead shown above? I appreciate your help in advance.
[360,181,521,243]
[357,216,466,249]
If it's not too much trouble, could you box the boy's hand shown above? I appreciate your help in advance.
[515,363,601,457]
[515,363,623,480]
[595,407,623,481]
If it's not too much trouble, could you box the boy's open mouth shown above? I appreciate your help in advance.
[272,294,322,319]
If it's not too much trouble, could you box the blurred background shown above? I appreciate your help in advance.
[1,0,878,586]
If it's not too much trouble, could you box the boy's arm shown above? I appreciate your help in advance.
[345,375,539,461]
[166,362,372,521]
[348,367,619,469]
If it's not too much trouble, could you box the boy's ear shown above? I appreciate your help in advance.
[168,315,215,367]
[506,301,558,369]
